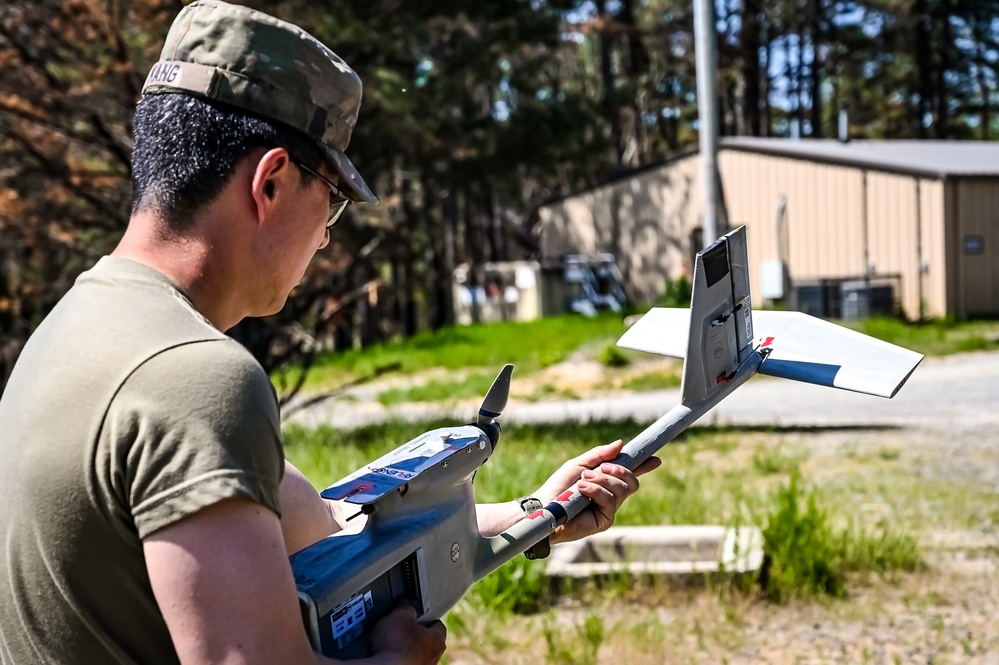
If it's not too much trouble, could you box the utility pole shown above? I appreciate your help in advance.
[694,0,720,246]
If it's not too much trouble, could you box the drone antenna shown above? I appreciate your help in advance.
[477,364,514,429]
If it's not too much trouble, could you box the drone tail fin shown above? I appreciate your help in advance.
[617,226,922,400]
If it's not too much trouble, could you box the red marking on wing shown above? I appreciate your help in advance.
[556,490,574,503]
[528,510,545,520]
[761,336,776,348]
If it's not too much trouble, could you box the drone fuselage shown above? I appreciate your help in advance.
[291,425,494,657]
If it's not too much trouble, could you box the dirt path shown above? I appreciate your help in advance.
[285,350,999,436]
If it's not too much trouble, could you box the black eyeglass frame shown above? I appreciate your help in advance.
[295,161,351,229]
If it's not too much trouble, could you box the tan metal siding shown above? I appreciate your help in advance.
[919,180,948,318]
[538,148,955,319]
[719,151,869,303]
[866,172,918,318]
[955,179,999,317]
[716,152,946,319]
[537,156,701,303]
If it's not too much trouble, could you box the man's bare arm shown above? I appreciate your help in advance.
[144,498,445,665]
[280,461,346,555]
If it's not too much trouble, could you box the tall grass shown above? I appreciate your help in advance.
[759,475,922,603]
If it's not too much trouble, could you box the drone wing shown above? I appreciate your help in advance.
[752,311,922,398]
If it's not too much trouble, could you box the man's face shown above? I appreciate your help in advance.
[247,150,335,317]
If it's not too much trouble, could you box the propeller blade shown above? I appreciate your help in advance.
[477,364,514,428]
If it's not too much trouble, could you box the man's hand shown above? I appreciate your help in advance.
[369,603,446,665]
[534,440,661,544]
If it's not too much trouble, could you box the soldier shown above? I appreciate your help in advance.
[0,2,657,664]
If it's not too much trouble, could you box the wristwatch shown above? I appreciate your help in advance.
[517,496,551,560]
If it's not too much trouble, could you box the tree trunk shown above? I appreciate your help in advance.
[595,0,623,168]
[934,10,951,139]
[400,176,418,336]
[913,0,932,139]
[808,0,823,138]
[742,0,763,136]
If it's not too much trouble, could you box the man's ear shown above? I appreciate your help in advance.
[250,148,293,224]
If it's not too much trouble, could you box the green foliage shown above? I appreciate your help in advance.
[751,445,802,476]
[878,448,901,461]
[524,383,581,402]
[759,476,922,603]
[659,276,693,308]
[850,317,999,357]
[467,556,548,615]
[619,370,682,392]
[760,476,846,602]
[543,611,606,665]
[302,314,627,390]
[376,372,496,405]
[597,344,630,368]
[841,524,922,575]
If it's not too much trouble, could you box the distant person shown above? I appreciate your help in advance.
[0,2,658,664]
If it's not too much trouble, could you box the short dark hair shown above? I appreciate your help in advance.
[130,93,326,226]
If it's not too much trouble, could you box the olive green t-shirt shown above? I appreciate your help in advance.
[0,257,284,664]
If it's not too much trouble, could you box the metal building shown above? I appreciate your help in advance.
[536,138,999,320]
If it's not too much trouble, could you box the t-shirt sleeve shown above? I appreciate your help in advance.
[102,339,284,539]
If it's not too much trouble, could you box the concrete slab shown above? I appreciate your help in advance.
[545,525,764,579]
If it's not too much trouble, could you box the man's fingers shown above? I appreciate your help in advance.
[590,461,646,494]
[427,619,447,641]
[578,473,629,510]
[391,600,419,618]
[576,481,616,511]
[568,439,624,469]
[581,471,631,499]
[575,483,617,531]
[634,456,662,477]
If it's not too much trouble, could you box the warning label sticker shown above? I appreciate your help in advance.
[331,591,373,649]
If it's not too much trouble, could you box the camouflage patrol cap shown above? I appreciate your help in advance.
[142,0,377,204]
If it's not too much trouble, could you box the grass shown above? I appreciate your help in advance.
[280,417,999,663]
[846,316,999,356]
[376,371,497,405]
[283,420,923,616]
[598,344,630,368]
[524,384,581,402]
[278,308,999,400]
[751,444,803,476]
[758,475,921,603]
[296,313,628,391]
[617,370,682,391]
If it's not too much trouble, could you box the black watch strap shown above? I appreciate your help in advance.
[517,496,551,560]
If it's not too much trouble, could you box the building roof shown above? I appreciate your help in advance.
[721,137,999,178]
[536,137,999,210]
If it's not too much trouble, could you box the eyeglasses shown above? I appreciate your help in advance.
[295,161,351,229]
